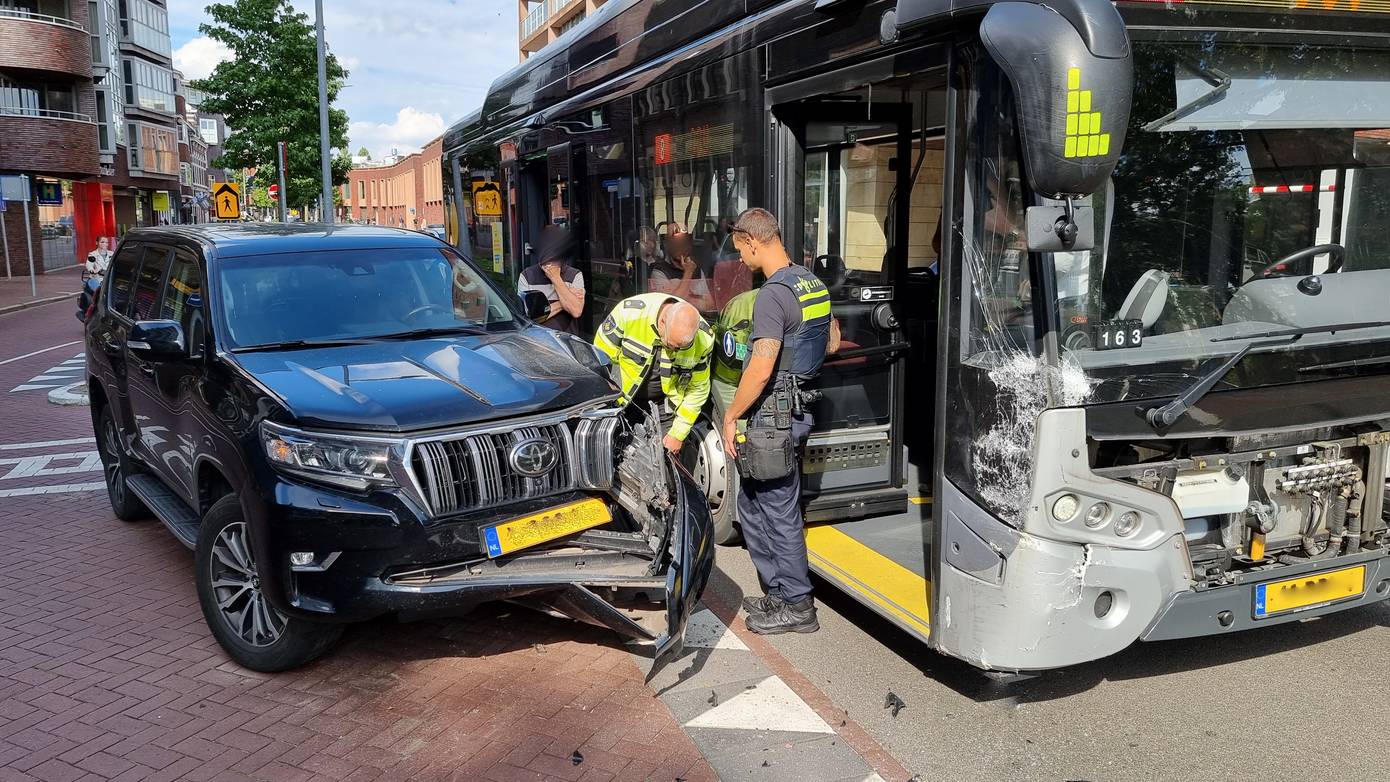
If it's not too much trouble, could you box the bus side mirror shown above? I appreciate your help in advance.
[980,0,1132,199]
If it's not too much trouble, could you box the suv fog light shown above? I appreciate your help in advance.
[1114,511,1141,537]
[1084,502,1111,528]
[290,552,314,566]
[1094,590,1114,619]
[1052,494,1080,521]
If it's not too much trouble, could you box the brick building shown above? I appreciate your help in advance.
[0,0,101,272]
[518,0,608,60]
[342,135,445,229]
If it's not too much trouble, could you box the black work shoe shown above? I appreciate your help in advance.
[742,593,784,615]
[746,598,819,635]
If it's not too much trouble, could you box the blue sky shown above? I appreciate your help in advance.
[167,0,516,159]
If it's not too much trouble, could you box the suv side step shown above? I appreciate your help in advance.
[126,475,201,549]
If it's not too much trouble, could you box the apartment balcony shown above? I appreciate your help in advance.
[0,8,92,78]
[519,0,588,56]
[0,109,100,179]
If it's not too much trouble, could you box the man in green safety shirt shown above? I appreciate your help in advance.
[594,293,716,453]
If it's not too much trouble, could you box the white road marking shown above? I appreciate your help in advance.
[0,481,106,498]
[0,341,82,366]
[0,451,102,480]
[684,609,750,651]
[0,437,95,451]
[684,675,835,733]
[10,353,86,393]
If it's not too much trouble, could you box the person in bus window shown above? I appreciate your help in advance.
[646,224,714,311]
[518,225,585,334]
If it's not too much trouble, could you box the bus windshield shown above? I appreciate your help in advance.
[1052,38,1390,405]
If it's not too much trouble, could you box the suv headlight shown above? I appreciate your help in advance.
[260,420,400,491]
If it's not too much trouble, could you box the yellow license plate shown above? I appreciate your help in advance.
[1254,564,1365,618]
[482,499,611,558]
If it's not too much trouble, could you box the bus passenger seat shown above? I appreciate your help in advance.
[711,260,752,311]
[1116,269,1171,331]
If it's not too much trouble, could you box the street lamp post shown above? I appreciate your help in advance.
[314,0,333,224]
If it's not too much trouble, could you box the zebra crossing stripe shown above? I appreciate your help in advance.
[0,481,105,497]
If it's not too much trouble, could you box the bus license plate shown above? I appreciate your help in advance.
[1091,319,1143,350]
[1253,564,1365,619]
[482,499,611,558]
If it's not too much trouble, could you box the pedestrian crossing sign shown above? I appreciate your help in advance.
[213,182,241,220]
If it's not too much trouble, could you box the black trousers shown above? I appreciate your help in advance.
[737,411,814,604]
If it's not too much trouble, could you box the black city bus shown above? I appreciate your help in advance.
[440,0,1390,672]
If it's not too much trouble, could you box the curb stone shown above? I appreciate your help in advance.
[0,291,80,316]
[48,381,89,406]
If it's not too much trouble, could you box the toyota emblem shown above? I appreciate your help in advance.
[508,438,558,477]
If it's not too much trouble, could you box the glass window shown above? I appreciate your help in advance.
[160,249,205,355]
[216,247,517,349]
[634,55,760,316]
[961,61,1030,360]
[582,99,638,319]
[107,243,142,316]
[1052,39,1390,404]
[130,245,171,321]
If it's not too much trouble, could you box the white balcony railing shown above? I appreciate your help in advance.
[0,8,85,32]
[521,1,548,40]
[0,106,93,123]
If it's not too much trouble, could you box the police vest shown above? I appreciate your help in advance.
[752,265,831,380]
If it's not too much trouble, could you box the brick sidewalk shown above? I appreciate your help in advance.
[0,302,717,782]
[0,265,84,314]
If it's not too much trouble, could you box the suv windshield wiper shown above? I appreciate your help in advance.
[1146,321,1390,429]
[232,338,378,354]
[363,326,490,340]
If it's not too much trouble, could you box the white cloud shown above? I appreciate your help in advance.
[173,36,232,80]
[349,107,446,159]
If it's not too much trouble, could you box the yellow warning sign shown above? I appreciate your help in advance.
[213,182,241,220]
[472,180,502,217]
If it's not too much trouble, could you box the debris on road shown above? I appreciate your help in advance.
[884,691,906,718]
[571,750,583,765]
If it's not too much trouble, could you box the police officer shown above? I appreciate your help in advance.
[594,293,716,453]
[721,207,831,634]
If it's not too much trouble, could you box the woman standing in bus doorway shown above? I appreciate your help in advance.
[84,237,113,281]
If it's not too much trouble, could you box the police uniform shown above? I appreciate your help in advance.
[593,293,716,443]
[737,265,831,610]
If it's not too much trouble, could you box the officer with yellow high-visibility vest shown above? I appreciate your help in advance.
[721,207,832,636]
[594,293,716,453]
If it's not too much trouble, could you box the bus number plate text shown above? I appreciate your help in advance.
[1091,319,1143,351]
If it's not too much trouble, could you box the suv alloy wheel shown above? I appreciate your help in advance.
[195,495,342,671]
[96,406,149,521]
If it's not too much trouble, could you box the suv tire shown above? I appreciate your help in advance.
[195,495,343,672]
[681,420,741,545]
[96,406,149,521]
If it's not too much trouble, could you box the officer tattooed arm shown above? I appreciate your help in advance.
[721,338,780,458]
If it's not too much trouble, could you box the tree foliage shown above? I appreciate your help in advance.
[190,0,350,211]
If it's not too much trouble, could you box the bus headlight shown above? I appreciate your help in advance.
[1052,494,1080,521]
[1084,502,1111,528]
[1114,511,1141,537]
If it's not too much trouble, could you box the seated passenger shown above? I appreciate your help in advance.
[645,224,715,312]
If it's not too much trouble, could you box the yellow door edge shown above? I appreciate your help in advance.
[805,524,932,638]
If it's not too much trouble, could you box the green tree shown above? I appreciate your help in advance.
[191,0,350,213]
[356,146,370,160]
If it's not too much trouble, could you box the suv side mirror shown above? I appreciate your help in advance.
[128,320,187,360]
[520,291,550,320]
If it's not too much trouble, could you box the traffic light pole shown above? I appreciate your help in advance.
[277,141,288,224]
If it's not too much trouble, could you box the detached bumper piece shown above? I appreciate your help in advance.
[1142,548,1390,642]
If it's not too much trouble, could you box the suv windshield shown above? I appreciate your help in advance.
[217,247,515,350]
[1051,38,1390,404]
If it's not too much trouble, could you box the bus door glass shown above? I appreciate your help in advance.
[776,101,916,519]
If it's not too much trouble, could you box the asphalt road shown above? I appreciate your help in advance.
[713,528,1390,782]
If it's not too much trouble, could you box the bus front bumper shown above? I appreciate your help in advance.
[1140,547,1390,642]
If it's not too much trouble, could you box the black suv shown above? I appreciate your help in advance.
[85,224,713,672]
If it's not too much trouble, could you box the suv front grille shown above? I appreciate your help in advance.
[410,422,577,517]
